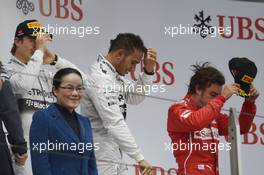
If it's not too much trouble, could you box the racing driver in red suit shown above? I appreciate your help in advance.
[167,62,259,175]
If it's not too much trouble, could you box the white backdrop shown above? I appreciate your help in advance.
[0,0,263,174]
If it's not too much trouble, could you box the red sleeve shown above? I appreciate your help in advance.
[167,96,225,133]
[217,114,228,136]
[217,100,256,136]
[239,100,256,134]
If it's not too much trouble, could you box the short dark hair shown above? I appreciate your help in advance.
[188,62,225,95]
[10,36,24,56]
[108,33,146,54]
[53,68,83,89]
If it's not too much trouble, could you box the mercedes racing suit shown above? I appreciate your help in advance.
[81,54,153,175]
[5,49,83,175]
[167,95,256,175]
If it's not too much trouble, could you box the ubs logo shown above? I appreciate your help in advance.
[16,0,35,15]
[16,0,84,21]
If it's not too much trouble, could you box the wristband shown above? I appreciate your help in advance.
[143,67,154,75]
[50,54,58,65]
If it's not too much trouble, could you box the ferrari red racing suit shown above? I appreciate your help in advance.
[167,95,256,175]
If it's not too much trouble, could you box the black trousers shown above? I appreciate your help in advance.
[0,133,14,175]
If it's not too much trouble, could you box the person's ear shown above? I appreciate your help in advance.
[14,37,22,47]
[195,85,202,96]
[114,49,126,63]
[52,86,58,97]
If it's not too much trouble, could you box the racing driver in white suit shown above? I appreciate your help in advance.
[4,19,85,175]
[81,33,157,175]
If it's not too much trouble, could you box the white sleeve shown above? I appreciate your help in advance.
[8,50,43,94]
[86,75,144,162]
[125,72,153,105]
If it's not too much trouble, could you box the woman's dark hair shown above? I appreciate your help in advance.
[108,33,147,54]
[53,68,83,89]
[188,62,225,95]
